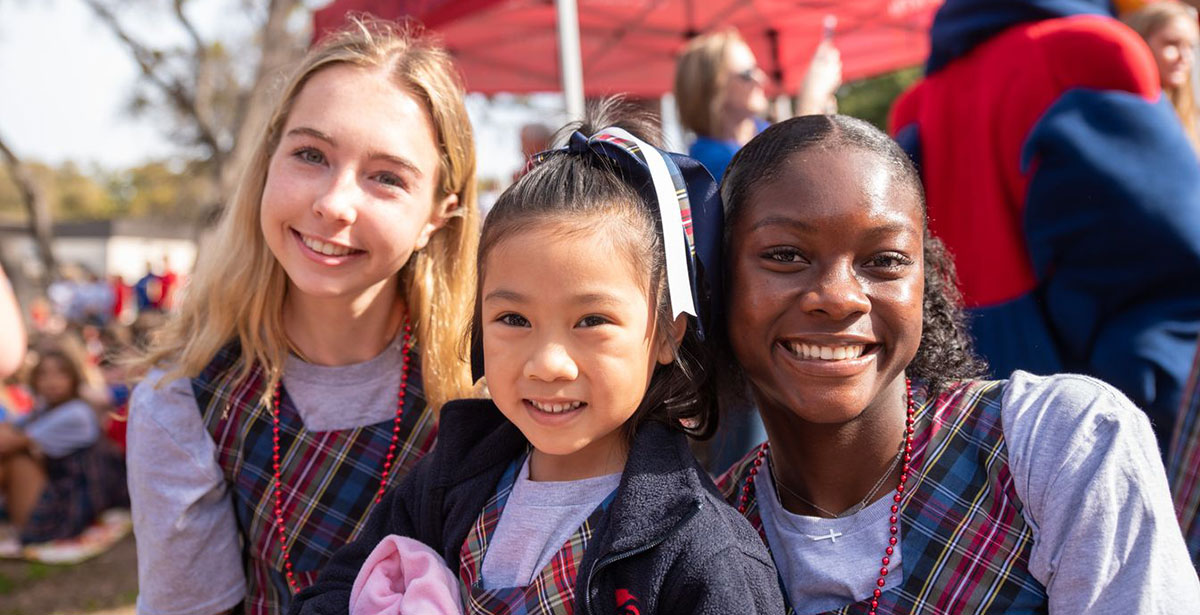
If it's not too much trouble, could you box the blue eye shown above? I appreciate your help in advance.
[498,313,530,327]
[374,172,406,189]
[294,147,326,165]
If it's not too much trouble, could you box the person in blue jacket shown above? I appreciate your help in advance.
[890,0,1200,450]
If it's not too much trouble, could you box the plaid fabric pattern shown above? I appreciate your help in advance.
[458,455,615,615]
[193,343,436,615]
[1168,342,1200,566]
[21,439,128,544]
[718,380,1048,614]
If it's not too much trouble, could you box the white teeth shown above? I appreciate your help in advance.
[788,342,867,361]
[301,235,355,257]
[530,400,584,414]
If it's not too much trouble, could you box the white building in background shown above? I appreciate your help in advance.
[0,219,197,287]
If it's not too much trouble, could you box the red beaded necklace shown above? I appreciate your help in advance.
[737,378,916,615]
[270,320,413,591]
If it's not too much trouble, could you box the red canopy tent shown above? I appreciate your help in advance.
[312,0,943,98]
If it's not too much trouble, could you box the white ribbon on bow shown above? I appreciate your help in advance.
[599,126,696,320]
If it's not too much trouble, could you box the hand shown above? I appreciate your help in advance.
[796,40,842,116]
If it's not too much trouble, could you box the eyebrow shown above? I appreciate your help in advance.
[284,127,423,178]
[748,216,814,233]
[749,215,915,238]
[483,289,625,306]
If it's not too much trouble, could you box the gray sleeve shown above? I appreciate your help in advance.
[127,370,245,615]
[24,399,100,458]
[1002,371,1200,614]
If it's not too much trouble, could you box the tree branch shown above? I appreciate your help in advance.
[0,132,56,283]
[81,0,224,160]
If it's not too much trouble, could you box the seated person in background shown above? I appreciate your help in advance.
[0,345,127,544]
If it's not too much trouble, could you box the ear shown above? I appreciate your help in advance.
[655,314,688,365]
[414,192,460,251]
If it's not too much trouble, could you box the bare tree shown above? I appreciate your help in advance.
[80,0,306,223]
[0,132,55,287]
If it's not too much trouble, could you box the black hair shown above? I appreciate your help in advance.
[720,114,986,394]
[468,98,719,440]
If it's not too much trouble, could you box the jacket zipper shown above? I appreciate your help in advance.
[582,500,704,615]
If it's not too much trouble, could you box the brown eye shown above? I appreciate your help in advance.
[498,313,530,327]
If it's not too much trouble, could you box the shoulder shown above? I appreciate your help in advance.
[998,371,1157,471]
[128,368,212,454]
[130,369,199,418]
[1024,16,1159,100]
[432,398,526,479]
[1000,370,1146,429]
[715,445,764,503]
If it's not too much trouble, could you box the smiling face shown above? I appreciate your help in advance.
[260,64,455,305]
[1148,15,1198,90]
[726,148,924,426]
[481,220,675,481]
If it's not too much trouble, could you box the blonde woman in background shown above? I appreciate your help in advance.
[1125,1,1200,149]
[673,28,841,183]
[127,18,478,615]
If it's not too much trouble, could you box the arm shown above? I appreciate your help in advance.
[127,373,246,615]
[1003,372,1200,613]
[0,264,25,378]
[1021,89,1200,445]
[22,400,100,458]
[795,40,842,116]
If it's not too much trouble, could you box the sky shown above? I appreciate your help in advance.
[0,0,565,181]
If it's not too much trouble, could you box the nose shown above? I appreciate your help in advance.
[523,340,579,382]
[797,260,871,321]
[311,168,359,224]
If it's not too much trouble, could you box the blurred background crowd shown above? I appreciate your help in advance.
[1,0,1200,611]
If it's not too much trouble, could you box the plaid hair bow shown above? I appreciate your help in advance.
[545,127,724,335]
[470,127,724,383]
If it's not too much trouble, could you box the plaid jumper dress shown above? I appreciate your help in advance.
[192,343,436,615]
[457,456,616,615]
[717,380,1048,614]
[1168,341,1200,567]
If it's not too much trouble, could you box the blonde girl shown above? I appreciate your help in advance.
[1125,1,1200,149]
[127,19,477,615]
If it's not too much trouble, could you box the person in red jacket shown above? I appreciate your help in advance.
[890,0,1200,452]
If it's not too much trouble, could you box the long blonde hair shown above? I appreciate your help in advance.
[142,18,479,410]
[1125,2,1200,150]
[674,29,741,138]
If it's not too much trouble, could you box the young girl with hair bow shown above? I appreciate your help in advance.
[293,101,783,615]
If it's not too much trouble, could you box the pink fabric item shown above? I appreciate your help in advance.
[350,535,464,615]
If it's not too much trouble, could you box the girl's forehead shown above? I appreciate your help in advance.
[746,148,922,223]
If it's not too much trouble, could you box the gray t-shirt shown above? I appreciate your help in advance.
[21,398,99,458]
[126,335,409,615]
[480,456,620,589]
[757,371,1200,614]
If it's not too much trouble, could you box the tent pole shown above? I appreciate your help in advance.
[555,0,585,120]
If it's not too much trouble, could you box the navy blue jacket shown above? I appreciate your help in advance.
[290,399,784,615]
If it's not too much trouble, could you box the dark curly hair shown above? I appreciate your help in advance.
[467,98,720,441]
[720,114,986,394]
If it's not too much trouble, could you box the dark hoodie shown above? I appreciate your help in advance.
[289,399,784,615]
[892,0,1200,452]
[926,0,1114,72]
